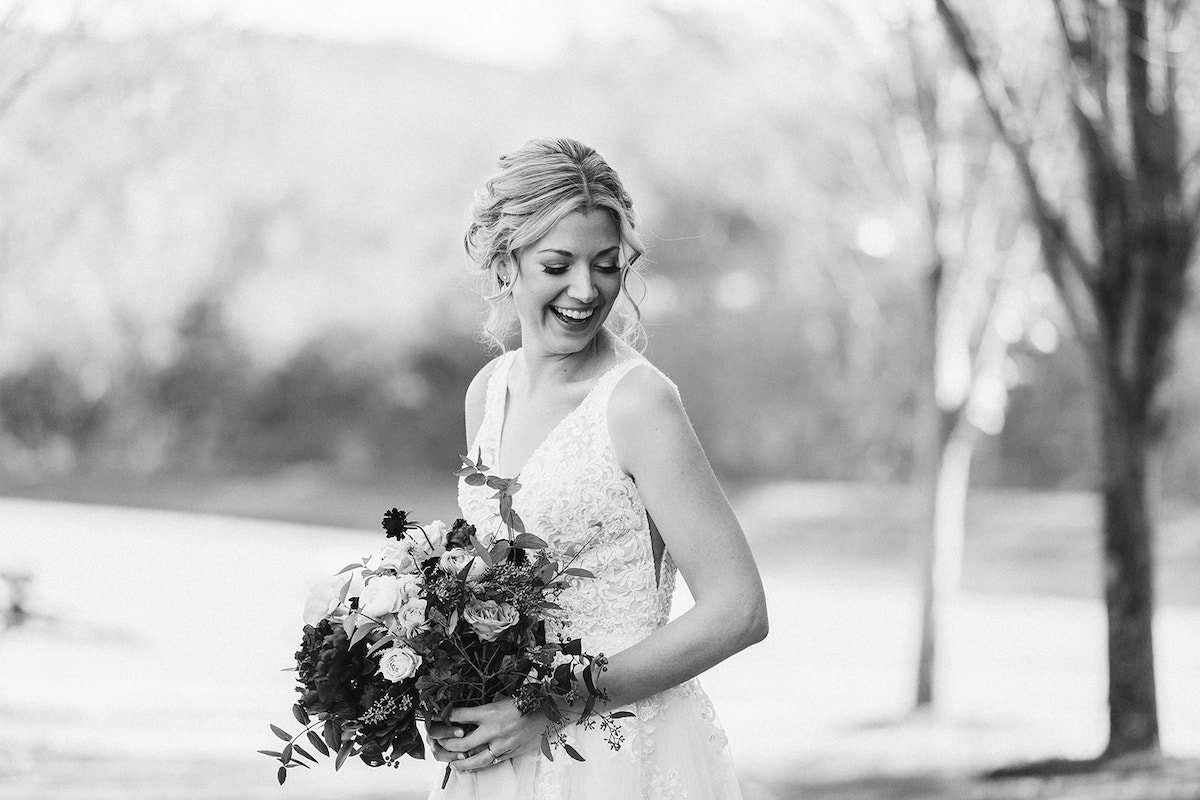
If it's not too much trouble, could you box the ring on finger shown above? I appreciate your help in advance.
[486,744,502,765]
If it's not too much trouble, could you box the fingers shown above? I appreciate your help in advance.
[440,727,491,754]
[425,721,466,741]
[432,741,488,764]
[429,739,456,763]
[451,746,504,773]
[447,705,489,726]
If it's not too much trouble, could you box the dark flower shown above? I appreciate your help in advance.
[446,518,476,549]
[294,620,371,718]
[382,508,413,541]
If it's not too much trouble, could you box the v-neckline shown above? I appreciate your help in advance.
[495,350,627,479]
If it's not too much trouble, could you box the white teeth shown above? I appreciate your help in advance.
[552,306,594,320]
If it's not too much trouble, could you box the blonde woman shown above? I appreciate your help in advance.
[426,138,767,799]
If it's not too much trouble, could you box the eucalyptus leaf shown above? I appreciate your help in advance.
[256,749,283,759]
[293,744,317,763]
[306,731,330,757]
[269,724,291,742]
[324,718,340,751]
[277,766,287,785]
[563,743,585,762]
[349,620,376,648]
[564,568,595,579]
[514,533,548,549]
[540,734,554,762]
[367,635,397,655]
[491,541,511,562]
[292,703,309,725]
[470,535,495,566]
[464,472,487,486]
[610,710,635,719]
[335,740,353,771]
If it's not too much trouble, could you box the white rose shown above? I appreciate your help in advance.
[438,548,488,581]
[302,574,348,626]
[463,598,519,642]
[396,573,423,601]
[359,575,404,618]
[418,520,449,553]
[367,541,418,575]
[377,645,423,682]
[396,598,428,636]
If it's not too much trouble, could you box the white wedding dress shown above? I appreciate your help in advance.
[429,345,744,800]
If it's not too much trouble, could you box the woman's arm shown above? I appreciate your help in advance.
[595,364,769,704]
[438,364,767,770]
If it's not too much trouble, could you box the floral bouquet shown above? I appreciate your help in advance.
[261,452,630,788]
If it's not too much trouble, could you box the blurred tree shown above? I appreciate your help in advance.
[875,8,1054,712]
[0,1,85,124]
[0,355,105,475]
[936,0,1200,756]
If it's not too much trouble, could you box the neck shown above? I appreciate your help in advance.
[517,330,614,389]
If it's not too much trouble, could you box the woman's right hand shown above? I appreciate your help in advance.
[425,720,477,763]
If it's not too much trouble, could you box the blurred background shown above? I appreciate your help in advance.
[1,0,1198,798]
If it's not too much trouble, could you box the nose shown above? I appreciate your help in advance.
[566,265,598,303]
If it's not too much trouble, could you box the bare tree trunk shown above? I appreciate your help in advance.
[917,410,978,709]
[934,0,1199,757]
[1097,360,1160,754]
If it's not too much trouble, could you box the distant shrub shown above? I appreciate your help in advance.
[0,355,107,474]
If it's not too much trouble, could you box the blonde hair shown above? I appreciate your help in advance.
[464,138,647,352]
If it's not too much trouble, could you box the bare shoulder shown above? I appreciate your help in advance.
[608,362,693,476]
[608,362,684,426]
[464,353,506,446]
[466,355,503,408]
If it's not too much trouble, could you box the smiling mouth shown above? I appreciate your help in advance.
[550,306,596,326]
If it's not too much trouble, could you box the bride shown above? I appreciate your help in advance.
[426,138,768,799]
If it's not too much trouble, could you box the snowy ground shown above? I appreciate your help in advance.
[0,493,1197,799]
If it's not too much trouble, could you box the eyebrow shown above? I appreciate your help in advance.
[537,246,620,257]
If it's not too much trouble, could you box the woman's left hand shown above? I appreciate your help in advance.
[435,698,548,772]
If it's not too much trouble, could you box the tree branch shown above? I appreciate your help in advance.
[0,0,33,32]
[0,2,87,123]
[1050,0,1125,177]
[935,0,1096,338]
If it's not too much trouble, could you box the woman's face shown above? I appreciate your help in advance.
[511,210,622,357]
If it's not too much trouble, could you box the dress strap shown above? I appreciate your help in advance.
[473,350,518,462]
[587,354,680,417]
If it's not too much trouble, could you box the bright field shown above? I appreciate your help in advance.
[1,482,1198,799]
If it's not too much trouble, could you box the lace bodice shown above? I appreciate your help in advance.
[457,346,678,657]
[441,345,743,800]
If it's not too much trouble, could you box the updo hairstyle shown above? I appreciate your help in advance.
[464,138,646,352]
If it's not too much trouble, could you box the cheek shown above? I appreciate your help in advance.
[600,274,624,300]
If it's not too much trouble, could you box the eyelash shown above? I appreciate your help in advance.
[542,264,620,275]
